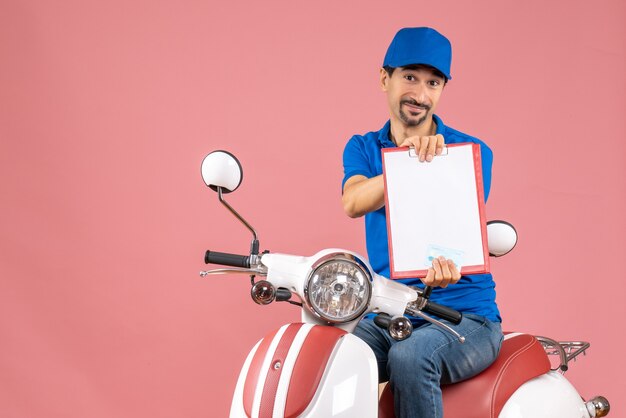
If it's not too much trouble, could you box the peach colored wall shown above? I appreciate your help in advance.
[1,0,624,417]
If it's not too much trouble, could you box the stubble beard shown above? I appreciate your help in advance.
[399,100,431,127]
[399,109,429,127]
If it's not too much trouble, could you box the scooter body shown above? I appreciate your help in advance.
[230,320,597,418]
[225,251,604,418]
[198,150,610,418]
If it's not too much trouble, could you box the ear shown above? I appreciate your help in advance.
[380,68,389,92]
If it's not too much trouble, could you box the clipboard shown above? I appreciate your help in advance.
[382,143,489,279]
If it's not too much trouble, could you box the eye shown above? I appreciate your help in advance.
[404,75,416,81]
[428,80,441,87]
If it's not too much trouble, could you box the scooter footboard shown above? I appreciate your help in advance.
[230,323,378,418]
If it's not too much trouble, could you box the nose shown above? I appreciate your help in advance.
[409,82,429,104]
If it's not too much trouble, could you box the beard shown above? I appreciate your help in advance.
[399,99,431,127]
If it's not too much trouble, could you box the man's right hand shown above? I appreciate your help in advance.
[342,134,446,218]
[398,134,445,162]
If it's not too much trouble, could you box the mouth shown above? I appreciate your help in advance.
[402,101,430,115]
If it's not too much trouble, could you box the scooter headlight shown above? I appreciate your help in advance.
[304,253,372,323]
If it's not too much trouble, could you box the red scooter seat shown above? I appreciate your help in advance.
[379,333,551,418]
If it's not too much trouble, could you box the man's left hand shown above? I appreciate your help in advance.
[423,256,461,288]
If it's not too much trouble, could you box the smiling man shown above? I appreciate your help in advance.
[341,27,503,417]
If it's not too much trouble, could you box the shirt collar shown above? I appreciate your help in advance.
[377,114,447,147]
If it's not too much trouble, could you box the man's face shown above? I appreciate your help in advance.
[380,65,446,128]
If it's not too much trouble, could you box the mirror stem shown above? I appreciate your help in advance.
[217,187,259,255]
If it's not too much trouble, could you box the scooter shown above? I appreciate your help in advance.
[198,150,610,418]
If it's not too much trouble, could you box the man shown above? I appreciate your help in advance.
[341,27,503,417]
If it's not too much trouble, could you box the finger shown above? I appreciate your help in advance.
[432,257,443,278]
[439,256,452,278]
[426,136,437,162]
[448,260,461,283]
[400,137,417,153]
[418,137,429,162]
[423,268,435,286]
[431,258,443,287]
[438,256,452,288]
[435,134,445,156]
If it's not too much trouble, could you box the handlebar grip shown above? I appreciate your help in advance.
[423,301,463,325]
[374,313,392,329]
[204,250,250,268]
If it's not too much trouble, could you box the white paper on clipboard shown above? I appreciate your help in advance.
[382,143,490,279]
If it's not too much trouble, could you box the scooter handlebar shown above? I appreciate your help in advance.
[423,300,463,325]
[205,250,250,268]
[373,312,392,329]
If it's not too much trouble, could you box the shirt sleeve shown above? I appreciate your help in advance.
[342,136,374,191]
[480,143,493,201]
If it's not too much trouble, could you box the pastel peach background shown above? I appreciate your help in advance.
[1,0,624,417]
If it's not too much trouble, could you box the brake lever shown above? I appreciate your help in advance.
[408,309,465,343]
[199,267,266,277]
[405,290,466,343]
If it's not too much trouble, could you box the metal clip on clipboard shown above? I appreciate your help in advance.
[408,146,449,158]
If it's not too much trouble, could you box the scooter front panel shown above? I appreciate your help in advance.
[257,323,307,417]
[244,323,308,417]
[299,333,378,418]
[231,323,354,418]
[230,340,262,418]
[242,324,287,417]
[281,326,350,417]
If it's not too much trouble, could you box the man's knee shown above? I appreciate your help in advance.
[387,341,436,378]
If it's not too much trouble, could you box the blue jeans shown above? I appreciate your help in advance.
[354,313,503,418]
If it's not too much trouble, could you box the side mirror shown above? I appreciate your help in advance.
[201,150,243,193]
[487,220,518,257]
[201,150,259,256]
